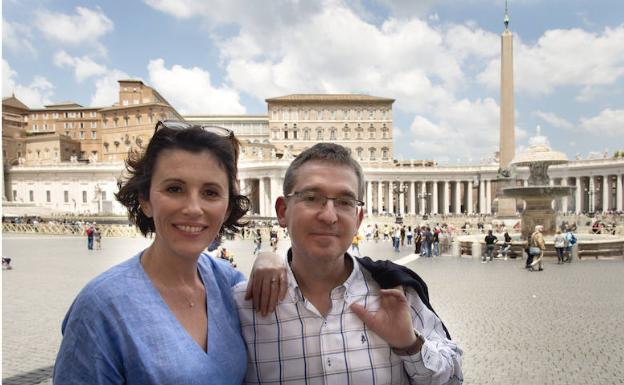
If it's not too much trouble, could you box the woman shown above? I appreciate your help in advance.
[53,121,284,384]
[553,229,566,264]
[529,225,545,272]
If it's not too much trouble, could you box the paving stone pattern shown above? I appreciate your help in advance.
[2,235,623,385]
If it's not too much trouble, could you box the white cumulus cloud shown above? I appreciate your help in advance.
[580,109,624,136]
[2,59,54,107]
[53,51,108,82]
[533,110,574,130]
[3,18,36,55]
[35,6,113,46]
[90,69,131,107]
[147,59,245,115]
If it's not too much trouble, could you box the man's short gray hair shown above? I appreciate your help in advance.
[283,143,365,199]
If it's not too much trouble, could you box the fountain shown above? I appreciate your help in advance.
[502,127,573,237]
[455,127,624,260]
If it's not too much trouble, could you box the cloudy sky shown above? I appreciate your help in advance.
[3,0,623,163]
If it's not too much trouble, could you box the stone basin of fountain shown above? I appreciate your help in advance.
[456,232,624,260]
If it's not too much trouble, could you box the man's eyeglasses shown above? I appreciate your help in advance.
[155,120,233,138]
[286,191,364,213]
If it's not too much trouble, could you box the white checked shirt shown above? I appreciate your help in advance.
[233,254,463,385]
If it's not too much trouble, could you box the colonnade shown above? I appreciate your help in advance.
[240,173,624,217]
[362,179,492,216]
[551,174,624,214]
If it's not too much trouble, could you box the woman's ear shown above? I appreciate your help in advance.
[138,195,153,218]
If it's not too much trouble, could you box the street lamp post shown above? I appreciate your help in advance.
[417,191,432,217]
[585,187,599,213]
[393,182,407,223]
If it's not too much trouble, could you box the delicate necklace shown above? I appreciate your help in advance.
[154,282,198,308]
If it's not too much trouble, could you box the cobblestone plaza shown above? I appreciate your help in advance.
[2,234,624,385]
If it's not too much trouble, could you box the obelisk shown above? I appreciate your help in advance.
[496,1,517,217]
[499,2,515,169]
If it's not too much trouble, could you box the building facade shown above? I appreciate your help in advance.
[3,83,624,217]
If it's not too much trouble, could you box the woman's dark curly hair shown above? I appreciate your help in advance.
[115,124,250,238]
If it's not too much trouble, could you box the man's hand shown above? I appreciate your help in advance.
[245,251,288,316]
[350,287,419,349]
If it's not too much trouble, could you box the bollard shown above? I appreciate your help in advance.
[472,242,482,259]
[451,241,461,257]
[571,243,578,261]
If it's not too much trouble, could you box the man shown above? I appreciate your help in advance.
[529,225,545,271]
[483,230,497,263]
[563,226,577,262]
[234,143,462,384]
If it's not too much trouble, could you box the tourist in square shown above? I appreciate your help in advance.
[529,225,545,271]
[483,229,498,262]
[53,121,286,385]
[234,143,463,384]
[85,223,94,250]
[553,229,566,264]
[93,224,102,250]
[563,227,577,262]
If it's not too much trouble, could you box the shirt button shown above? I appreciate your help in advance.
[326,358,332,367]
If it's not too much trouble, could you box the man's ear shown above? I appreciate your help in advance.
[353,206,364,236]
[138,195,153,218]
[275,196,288,228]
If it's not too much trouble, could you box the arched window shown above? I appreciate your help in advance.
[316,128,324,141]
[382,147,389,160]
[329,128,337,140]
[304,129,310,141]
[369,147,376,160]
[356,147,363,159]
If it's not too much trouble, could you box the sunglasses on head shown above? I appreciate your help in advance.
[154,120,234,138]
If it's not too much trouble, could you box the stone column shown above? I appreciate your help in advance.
[420,181,427,215]
[589,176,596,212]
[377,181,383,214]
[467,180,473,214]
[432,181,438,214]
[454,181,461,214]
[388,182,394,215]
[617,174,623,212]
[479,180,486,214]
[258,177,266,216]
[485,180,492,214]
[550,179,556,210]
[399,183,406,216]
[409,181,416,215]
[239,178,248,196]
[561,178,569,213]
[602,176,609,212]
[366,180,372,216]
[443,181,450,214]
[575,177,582,214]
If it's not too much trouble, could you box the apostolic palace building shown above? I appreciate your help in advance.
[2,15,624,220]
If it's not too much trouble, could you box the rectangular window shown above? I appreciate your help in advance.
[124,117,129,127]
[91,122,97,128]
[136,116,141,124]
[43,113,48,119]
[64,191,69,203]
[82,191,87,203]
[284,131,289,139]
[80,122,84,129]
[91,131,97,139]
[101,191,107,201]
[46,191,51,202]
[29,190,34,202]
[80,112,84,118]
[12,190,17,200]
[53,113,59,119]
[122,100,129,106]
[91,111,97,118]
[80,131,85,139]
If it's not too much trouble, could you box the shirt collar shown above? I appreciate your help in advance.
[285,248,367,303]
